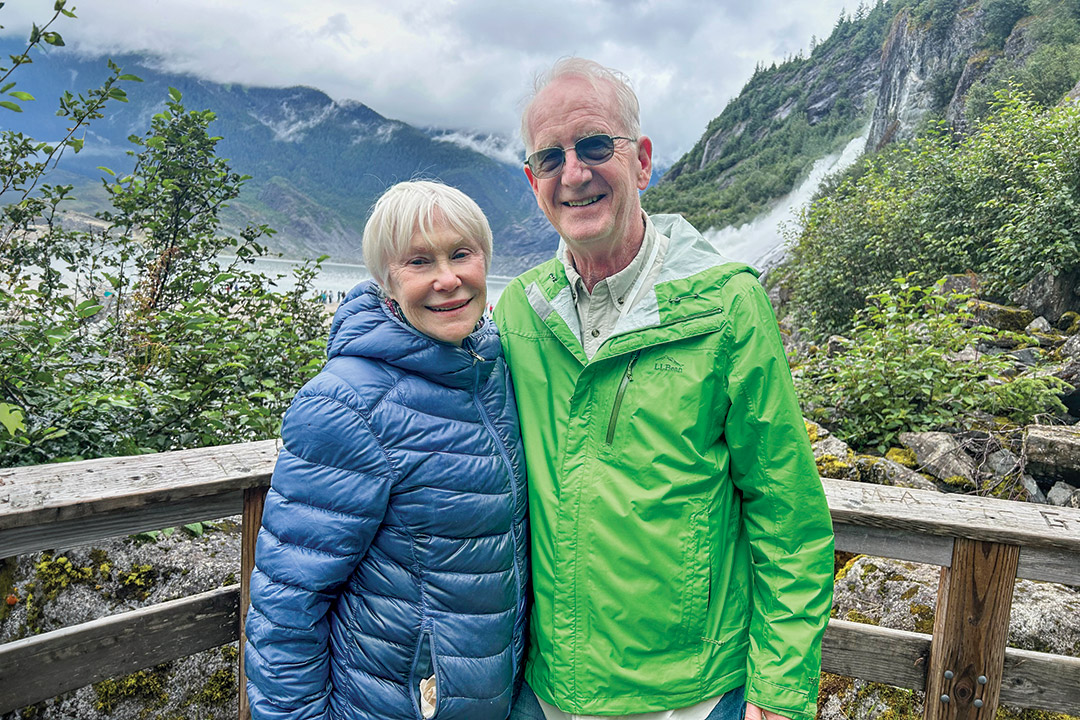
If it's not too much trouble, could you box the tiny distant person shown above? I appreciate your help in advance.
[498,59,834,720]
[246,180,529,720]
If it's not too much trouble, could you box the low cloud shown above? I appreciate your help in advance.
[0,0,852,164]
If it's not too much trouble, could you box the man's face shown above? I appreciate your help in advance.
[524,75,652,255]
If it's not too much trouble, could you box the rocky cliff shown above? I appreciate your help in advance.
[645,0,1079,233]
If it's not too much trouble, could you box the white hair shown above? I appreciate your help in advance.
[520,57,642,154]
[362,180,493,287]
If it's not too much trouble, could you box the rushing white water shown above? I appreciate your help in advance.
[704,131,868,269]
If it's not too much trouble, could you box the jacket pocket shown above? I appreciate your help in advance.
[680,506,711,647]
[605,351,640,445]
[410,627,440,719]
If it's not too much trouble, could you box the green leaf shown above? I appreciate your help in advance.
[0,403,26,437]
[76,300,103,318]
[0,101,23,112]
[0,82,15,94]
[168,86,182,102]
[67,137,84,153]
[8,91,34,101]
[42,32,65,47]
[118,74,143,82]
[182,522,205,537]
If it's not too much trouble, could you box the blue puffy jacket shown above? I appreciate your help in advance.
[245,281,529,720]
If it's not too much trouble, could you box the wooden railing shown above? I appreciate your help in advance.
[1,441,1078,719]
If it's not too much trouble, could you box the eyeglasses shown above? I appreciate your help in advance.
[525,134,635,179]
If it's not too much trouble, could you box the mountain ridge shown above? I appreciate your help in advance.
[0,44,557,274]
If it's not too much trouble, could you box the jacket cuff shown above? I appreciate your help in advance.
[744,675,818,719]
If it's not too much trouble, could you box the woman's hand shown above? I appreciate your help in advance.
[744,702,792,720]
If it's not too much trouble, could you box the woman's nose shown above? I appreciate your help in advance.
[432,263,461,291]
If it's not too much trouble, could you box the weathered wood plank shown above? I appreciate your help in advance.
[821,620,1080,715]
[821,618,931,691]
[825,479,1080,554]
[923,539,1020,720]
[238,487,267,720]
[3,449,1079,555]
[0,491,244,558]
[834,523,954,568]
[1016,545,1080,586]
[0,440,278,531]
[1000,646,1080,714]
[0,585,239,713]
[830,524,1079,586]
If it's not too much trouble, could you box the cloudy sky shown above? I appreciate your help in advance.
[2,0,852,165]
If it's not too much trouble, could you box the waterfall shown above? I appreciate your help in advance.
[704,130,868,270]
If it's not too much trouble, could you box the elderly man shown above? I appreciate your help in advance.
[495,58,834,720]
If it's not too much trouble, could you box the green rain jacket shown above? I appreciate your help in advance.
[493,214,834,719]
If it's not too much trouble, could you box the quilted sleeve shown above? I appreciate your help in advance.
[244,385,396,720]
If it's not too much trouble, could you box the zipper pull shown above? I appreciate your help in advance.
[466,347,486,362]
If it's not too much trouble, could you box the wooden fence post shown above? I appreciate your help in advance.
[923,538,1020,720]
[238,486,268,720]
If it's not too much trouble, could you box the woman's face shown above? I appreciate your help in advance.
[385,220,487,346]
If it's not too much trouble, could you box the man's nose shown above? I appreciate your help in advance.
[560,149,592,186]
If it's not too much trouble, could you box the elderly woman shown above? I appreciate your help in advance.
[245,180,528,720]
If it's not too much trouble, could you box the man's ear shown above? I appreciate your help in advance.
[636,136,653,191]
[524,164,542,199]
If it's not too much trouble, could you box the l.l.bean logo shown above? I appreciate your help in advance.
[653,354,684,374]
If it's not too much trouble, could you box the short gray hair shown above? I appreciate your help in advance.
[520,57,641,154]
[362,180,493,287]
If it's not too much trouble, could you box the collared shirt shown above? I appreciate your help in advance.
[558,213,669,360]
[536,686,722,720]
[547,211,722,720]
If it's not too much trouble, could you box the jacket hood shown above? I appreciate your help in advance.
[326,280,501,389]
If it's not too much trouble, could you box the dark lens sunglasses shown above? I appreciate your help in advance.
[525,134,634,179]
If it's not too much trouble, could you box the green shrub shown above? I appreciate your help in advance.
[795,278,1068,452]
[0,10,327,467]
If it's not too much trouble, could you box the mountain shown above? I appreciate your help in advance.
[643,0,1080,236]
[0,44,556,274]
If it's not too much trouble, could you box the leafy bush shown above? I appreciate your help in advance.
[0,6,327,467]
[794,278,1068,452]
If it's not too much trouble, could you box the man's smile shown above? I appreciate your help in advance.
[564,195,604,207]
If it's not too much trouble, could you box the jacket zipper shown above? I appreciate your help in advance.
[605,351,640,445]
[470,361,525,690]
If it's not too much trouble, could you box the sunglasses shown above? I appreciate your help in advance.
[525,134,634,179]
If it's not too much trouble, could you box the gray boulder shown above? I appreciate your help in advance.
[1047,480,1080,508]
[806,420,860,481]
[1062,333,1080,362]
[1027,316,1053,334]
[855,455,939,492]
[898,431,977,486]
[969,300,1034,333]
[1012,268,1080,326]
[1024,424,1080,485]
